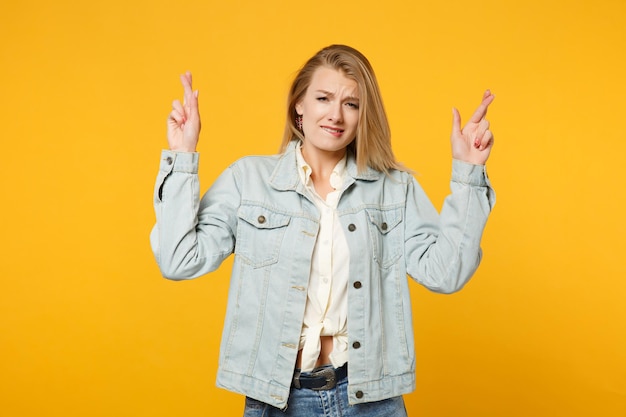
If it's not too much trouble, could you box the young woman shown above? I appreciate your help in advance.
[151,44,495,416]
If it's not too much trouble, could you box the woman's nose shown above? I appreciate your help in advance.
[328,103,343,123]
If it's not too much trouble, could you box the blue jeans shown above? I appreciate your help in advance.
[242,372,408,417]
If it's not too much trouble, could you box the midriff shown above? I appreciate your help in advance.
[296,336,334,369]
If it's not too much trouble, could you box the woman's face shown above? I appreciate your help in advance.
[295,66,360,158]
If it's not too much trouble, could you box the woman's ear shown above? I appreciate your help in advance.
[295,102,303,116]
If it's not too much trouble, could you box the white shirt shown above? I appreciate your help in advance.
[295,145,350,372]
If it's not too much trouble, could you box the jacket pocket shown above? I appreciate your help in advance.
[236,204,291,268]
[365,207,403,268]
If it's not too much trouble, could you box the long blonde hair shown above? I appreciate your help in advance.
[280,44,406,174]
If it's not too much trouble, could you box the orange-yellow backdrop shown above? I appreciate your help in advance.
[1,0,625,416]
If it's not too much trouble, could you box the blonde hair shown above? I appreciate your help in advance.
[280,44,406,174]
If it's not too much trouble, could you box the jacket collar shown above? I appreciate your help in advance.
[269,140,381,191]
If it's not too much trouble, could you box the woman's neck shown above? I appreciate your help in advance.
[300,146,346,200]
[301,147,345,179]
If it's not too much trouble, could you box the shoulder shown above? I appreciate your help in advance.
[223,149,300,191]
[228,152,282,174]
[366,168,415,188]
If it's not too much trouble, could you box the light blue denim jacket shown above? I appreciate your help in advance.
[150,140,495,408]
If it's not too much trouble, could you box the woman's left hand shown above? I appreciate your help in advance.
[451,90,495,165]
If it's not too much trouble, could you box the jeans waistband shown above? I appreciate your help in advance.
[292,363,348,391]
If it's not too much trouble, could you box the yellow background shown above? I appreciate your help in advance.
[1,0,625,415]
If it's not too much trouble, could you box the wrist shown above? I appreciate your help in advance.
[169,146,197,153]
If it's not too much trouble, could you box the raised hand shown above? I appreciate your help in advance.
[167,72,201,152]
[451,90,495,165]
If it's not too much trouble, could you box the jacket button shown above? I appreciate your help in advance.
[381,222,388,231]
[258,215,266,224]
[355,391,364,399]
[352,341,361,349]
[165,156,173,165]
[348,224,356,232]
[353,281,362,289]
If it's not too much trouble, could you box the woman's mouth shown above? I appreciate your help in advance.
[322,126,344,136]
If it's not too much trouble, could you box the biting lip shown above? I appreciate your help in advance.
[321,126,345,135]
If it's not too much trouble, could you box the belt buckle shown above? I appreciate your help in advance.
[310,367,337,391]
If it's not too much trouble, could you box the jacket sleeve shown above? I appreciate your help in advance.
[149,150,239,280]
[404,159,495,293]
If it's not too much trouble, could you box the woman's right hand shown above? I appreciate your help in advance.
[167,72,201,152]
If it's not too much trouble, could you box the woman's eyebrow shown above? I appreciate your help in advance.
[314,89,359,101]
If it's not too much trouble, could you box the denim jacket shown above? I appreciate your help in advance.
[150,140,495,408]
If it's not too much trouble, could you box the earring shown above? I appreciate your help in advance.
[296,115,303,131]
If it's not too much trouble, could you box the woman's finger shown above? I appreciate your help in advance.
[476,118,490,139]
[180,72,193,94]
[180,72,194,107]
[468,90,495,124]
[168,109,185,126]
[451,107,462,137]
[477,129,494,151]
[172,99,185,117]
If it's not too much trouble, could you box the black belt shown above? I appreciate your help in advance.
[292,363,348,390]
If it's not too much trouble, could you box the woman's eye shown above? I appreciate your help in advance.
[316,96,328,102]
[347,102,359,109]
